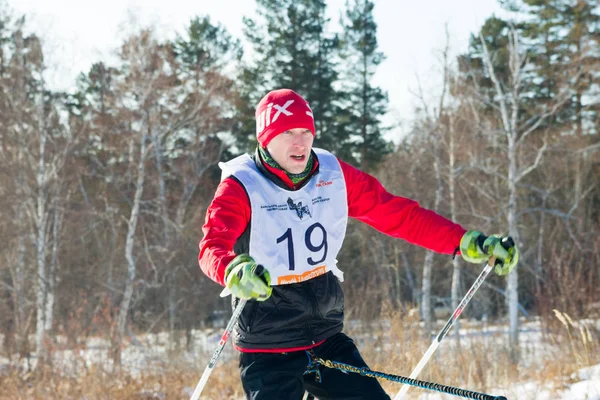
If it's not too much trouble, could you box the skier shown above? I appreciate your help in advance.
[198,88,518,400]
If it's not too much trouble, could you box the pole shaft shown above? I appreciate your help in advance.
[394,263,494,400]
[190,298,247,400]
[315,357,506,400]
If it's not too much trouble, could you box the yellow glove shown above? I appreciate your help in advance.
[460,231,519,275]
[224,254,272,301]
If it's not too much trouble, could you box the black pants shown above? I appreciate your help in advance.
[239,333,391,400]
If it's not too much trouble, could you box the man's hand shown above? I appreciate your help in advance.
[225,254,272,301]
[460,231,519,276]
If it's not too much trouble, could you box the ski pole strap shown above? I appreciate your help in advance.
[306,350,506,400]
[304,350,323,383]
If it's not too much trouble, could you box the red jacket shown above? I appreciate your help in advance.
[199,157,466,286]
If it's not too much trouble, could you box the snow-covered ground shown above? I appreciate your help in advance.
[415,364,600,400]
[0,328,236,383]
[1,319,598,399]
[345,317,600,400]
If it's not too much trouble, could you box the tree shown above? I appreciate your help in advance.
[173,15,242,75]
[340,0,391,171]
[237,0,350,156]
[165,16,240,344]
[0,15,74,367]
[515,0,600,136]
[465,22,570,360]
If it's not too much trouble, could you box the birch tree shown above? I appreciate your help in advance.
[407,29,452,333]
[108,30,165,365]
[0,17,73,366]
[475,26,569,361]
[103,25,238,361]
[0,14,33,362]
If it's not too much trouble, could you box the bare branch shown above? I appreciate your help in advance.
[479,32,511,133]
[516,137,548,182]
[577,141,600,154]
[567,185,596,216]
[437,23,451,121]
[517,207,576,219]
[516,92,570,146]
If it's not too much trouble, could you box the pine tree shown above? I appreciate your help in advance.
[340,0,391,170]
[491,0,600,136]
[172,15,242,157]
[458,16,516,116]
[517,0,600,136]
[236,0,350,155]
[173,16,242,78]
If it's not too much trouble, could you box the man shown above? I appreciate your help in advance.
[199,89,518,400]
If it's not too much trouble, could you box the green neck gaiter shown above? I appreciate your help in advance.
[258,146,314,185]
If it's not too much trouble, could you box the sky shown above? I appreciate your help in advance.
[10,0,510,142]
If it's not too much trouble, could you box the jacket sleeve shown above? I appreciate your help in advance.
[198,177,251,286]
[339,159,466,255]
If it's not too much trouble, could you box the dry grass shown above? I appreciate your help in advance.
[355,306,600,398]
[1,308,597,399]
[0,361,242,400]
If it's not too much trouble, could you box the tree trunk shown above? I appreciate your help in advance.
[10,206,30,361]
[44,200,60,333]
[150,126,177,347]
[448,115,462,342]
[114,128,148,366]
[14,152,29,361]
[536,195,547,300]
[479,29,526,363]
[507,126,519,362]
[421,148,443,333]
[34,90,48,367]
[421,251,433,332]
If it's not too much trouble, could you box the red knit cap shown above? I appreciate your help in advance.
[255,89,315,147]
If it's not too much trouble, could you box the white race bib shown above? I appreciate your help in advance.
[220,148,348,285]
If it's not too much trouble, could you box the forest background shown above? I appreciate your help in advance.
[0,0,599,398]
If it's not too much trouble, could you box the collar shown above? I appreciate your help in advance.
[254,148,319,190]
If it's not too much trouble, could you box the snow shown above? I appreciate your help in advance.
[1,319,598,399]
[353,317,600,400]
[415,375,600,399]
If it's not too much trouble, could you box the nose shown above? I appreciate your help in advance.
[292,134,306,148]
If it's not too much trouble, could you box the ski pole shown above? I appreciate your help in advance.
[190,298,247,400]
[393,259,495,400]
[311,354,506,400]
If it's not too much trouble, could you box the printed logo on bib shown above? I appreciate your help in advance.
[277,266,327,285]
[316,179,332,187]
[287,196,312,220]
[259,196,330,218]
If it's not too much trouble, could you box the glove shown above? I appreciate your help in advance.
[224,254,272,301]
[459,230,519,276]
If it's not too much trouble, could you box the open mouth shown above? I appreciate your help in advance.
[290,155,306,161]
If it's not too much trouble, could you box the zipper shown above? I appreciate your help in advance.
[303,285,319,344]
[245,301,259,334]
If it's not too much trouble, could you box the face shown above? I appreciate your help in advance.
[266,128,314,174]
